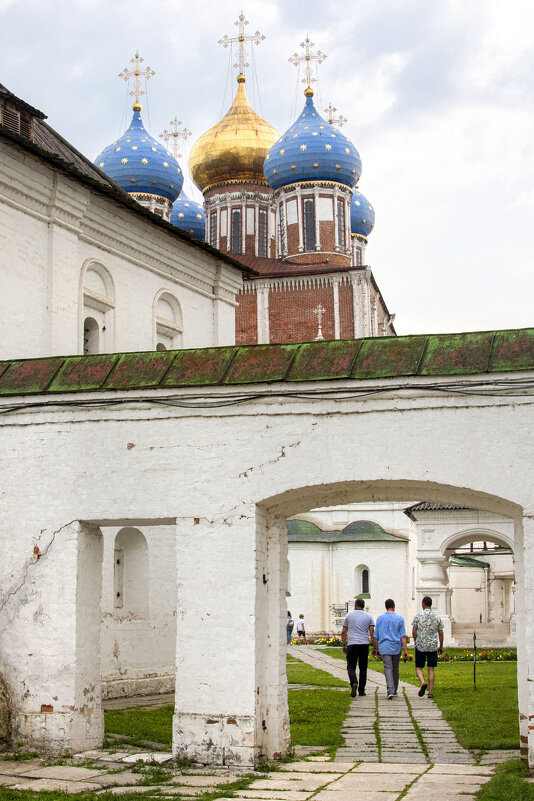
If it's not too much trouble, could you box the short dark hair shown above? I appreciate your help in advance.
[355,598,365,609]
[422,596,432,607]
[385,599,395,610]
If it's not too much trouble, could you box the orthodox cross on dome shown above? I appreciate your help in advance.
[313,304,326,341]
[289,35,327,91]
[119,50,155,109]
[218,11,265,77]
[324,103,347,128]
[160,117,191,161]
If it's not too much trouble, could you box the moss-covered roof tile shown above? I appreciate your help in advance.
[1,327,534,397]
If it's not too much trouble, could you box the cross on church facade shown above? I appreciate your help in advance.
[324,103,347,128]
[313,304,326,341]
[218,11,265,76]
[289,35,327,90]
[159,117,191,161]
[119,50,155,108]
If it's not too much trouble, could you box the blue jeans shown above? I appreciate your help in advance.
[286,627,293,644]
[382,653,401,695]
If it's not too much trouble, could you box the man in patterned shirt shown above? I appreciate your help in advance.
[411,596,444,698]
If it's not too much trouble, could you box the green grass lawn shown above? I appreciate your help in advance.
[476,759,534,800]
[104,656,350,755]
[319,647,519,750]
[105,704,173,749]
[287,655,348,687]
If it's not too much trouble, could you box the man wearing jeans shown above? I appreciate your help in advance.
[373,599,409,699]
[341,598,375,698]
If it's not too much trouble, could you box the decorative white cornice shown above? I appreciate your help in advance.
[239,273,354,294]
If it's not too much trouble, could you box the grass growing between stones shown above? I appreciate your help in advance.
[319,647,518,750]
[476,759,534,800]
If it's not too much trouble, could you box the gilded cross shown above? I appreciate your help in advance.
[324,103,347,128]
[313,304,326,341]
[289,35,327,90]
[218,11,265,76]
[160,116,191,161]
[119,51,155,108]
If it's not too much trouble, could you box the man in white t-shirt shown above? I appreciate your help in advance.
[341,599,375,697]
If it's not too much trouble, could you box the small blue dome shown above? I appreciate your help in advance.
[264,92,361,191]
[95,108,183,203]
[350,188,375,237]
[170,191,205,240]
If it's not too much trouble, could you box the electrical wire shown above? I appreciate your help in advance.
[1,377,534,416]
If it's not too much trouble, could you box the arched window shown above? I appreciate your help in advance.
[355,564,371,598]
[83,316,99,355]
[114,527,148,618]
[81,262,115,354]
[231,209,242,254]
[154,291,183,350]
[303,198,315,251]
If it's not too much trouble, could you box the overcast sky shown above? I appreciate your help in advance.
[1,0,533,335]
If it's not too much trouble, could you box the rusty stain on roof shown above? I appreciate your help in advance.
[224,345,297,384]
[288,340,361,381]
[162,347,237,387]
[420,332,493,376]
[104,351,175,389]
[0,357,64,395]
[1,328,534,397]
[354,335,428,379]
[48,354,119,392]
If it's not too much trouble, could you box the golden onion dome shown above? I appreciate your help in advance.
[189,74,279,193]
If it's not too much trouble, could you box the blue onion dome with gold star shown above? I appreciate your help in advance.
[264,88,361,191]
[189,74,279,192]
[95,102,183,202]
[350,187,375,237]
[170,191,205,240]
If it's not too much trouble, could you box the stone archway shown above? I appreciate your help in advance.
[253,479,525,765]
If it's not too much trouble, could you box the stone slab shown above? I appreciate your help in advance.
[0,760,45,775]
[351,763,427,774]
[122,752,173,764]
[12,778,105,793]
[279,762,352,773]
[235,791,313,800]
[427,765,493,775]
[248,776,335,792]
[313,791,399,801]
[172,774,239,786]
[19,765,105,780]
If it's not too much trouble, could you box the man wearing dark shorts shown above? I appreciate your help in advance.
[411,596,444,698]
[341,599,374,697]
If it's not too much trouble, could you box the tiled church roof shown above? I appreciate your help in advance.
[0,328,533,396]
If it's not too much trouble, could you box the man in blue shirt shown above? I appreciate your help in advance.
[373,599,409,699]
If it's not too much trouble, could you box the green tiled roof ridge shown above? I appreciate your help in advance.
[0,326,533,396]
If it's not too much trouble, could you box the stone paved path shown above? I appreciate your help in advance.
[292,646,474,764]
[0,753,495,799]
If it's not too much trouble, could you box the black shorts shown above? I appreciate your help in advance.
[415,649,438,668]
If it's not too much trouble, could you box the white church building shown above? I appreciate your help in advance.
[0,23,524,763]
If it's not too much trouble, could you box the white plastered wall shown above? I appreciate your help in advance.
[0,138,242,360]
[0,374,531,765]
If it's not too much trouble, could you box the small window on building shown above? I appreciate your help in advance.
[303,198,315,251]
[231,209,242,254]
[355,564,371,598]
[355,247,362,266]
[258,209,267,258]
[337,198,345,249]
[83,317,99,354]
[210,210,217,246]
[156,342,167,351]
[155,292,182,350]
[279,203,286,253]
